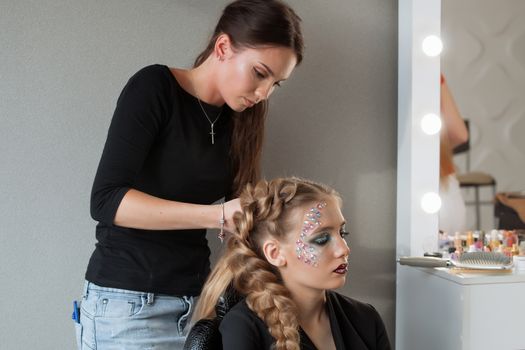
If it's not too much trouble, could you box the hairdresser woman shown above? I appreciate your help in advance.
[75,1,304,349]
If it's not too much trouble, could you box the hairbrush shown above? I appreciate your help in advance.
[398,252,513,270]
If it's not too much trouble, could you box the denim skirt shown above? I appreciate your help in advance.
[75,281,197,350]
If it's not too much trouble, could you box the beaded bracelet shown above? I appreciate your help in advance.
[218,201,225,243]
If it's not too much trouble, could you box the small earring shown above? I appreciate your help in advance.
[218,55,224,62]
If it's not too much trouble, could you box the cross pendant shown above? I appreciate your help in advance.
[210,124,215,145]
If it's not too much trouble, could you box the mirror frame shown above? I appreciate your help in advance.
[396,0,441,347]
[396,0,441,258]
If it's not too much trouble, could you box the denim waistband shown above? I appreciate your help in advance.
[83,281,158,304]
[82,281,197,307]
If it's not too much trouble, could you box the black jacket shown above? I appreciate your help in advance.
[219,291,391,350]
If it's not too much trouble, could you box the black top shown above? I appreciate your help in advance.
[219,291,392,350]
[85,64,233,296]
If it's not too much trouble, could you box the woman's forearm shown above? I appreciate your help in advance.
[441,79,469,148]
[114,189,221,230]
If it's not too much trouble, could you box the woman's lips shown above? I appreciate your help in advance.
[244,97,255,107]
[333,264,348,274]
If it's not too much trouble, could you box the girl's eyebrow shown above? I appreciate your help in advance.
[310,221,346,235]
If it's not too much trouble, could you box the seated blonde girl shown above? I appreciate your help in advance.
[190,177,391,350]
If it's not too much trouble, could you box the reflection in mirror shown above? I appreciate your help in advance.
[440,0,525,233]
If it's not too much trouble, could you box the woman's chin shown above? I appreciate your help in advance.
[232,104,249,112]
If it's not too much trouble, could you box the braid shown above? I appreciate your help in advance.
[228,179,302,350]
[193,177,339,350]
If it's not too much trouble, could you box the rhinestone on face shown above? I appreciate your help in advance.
[294,201,327,267]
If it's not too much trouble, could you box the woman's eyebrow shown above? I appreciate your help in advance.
[258,62,275,76]
[258,62,288,82]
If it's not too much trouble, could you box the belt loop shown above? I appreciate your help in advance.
[82,281,90,298]
[146,293,155,305]
[183,296,194,317]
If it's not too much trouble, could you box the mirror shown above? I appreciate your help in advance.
[396,0,525,256]
[441,0,525,232]
[397,0,525,347]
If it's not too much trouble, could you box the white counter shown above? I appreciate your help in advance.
[396,265,525,350]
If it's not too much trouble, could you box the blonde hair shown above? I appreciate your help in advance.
[193,177,339,350]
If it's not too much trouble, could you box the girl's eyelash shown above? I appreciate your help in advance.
[311,233,331,245]
[310,229,349,245]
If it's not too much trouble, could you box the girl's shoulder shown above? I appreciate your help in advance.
[222,299,263,326]
[327,291,381,319]
[220,300,274,349]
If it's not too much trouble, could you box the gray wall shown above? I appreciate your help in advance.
[0,1,397,349]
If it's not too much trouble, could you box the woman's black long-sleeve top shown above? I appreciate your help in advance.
[85,64,233,296]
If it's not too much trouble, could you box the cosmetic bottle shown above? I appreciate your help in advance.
[490,230,500,251]
[454,232,462,254]
[511,244,519,256]
[476,231,485,250]
[466,231,474,248]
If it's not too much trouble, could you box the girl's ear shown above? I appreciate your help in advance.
[262,239,287,267]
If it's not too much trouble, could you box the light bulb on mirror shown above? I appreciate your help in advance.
[421,113,442,135]
[421,192,441,214]
[422,35,443,57]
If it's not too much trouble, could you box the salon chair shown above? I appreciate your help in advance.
[494,193,525,230]
[183,285,243,350]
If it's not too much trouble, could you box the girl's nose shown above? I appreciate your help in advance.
[335,236,350,259]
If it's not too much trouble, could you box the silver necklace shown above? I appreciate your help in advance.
[196,98,222,145]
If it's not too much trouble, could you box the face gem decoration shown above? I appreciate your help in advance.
[295,201,327,267]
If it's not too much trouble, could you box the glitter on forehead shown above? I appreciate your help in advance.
[295,201,327,267]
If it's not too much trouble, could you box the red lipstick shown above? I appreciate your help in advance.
[333,264,348,274]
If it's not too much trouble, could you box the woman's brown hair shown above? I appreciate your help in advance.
[193,0,304,195]
[440,131,456,187]
[192,177,340,350]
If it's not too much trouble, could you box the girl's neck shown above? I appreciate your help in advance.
[290,287,335,350]
[289,287,327,323]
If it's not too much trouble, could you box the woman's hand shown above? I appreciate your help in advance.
[223,198,242,233]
